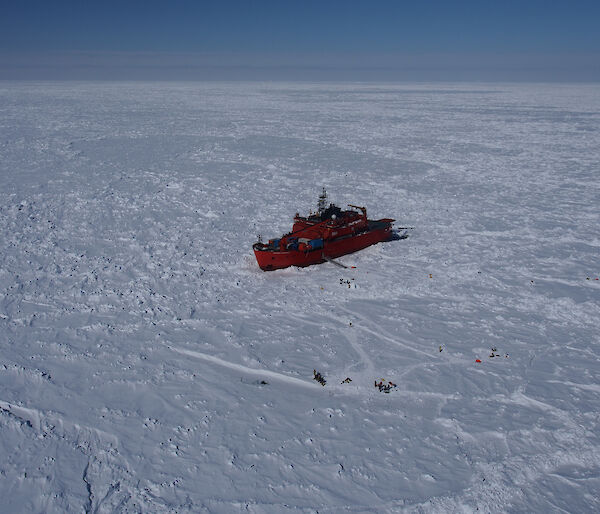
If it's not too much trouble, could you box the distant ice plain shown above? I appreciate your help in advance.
[1,82,599,512]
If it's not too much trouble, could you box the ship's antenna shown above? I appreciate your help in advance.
[317,187,327,214]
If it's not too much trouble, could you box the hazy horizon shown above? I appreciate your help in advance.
[2,50,600,82]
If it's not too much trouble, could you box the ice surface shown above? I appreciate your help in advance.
[1,81,599,512]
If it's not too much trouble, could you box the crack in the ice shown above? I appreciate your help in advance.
[83,459,94,514]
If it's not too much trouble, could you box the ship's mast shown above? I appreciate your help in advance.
[317,187,327,215]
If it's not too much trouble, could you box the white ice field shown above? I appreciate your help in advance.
[1,81,599,512]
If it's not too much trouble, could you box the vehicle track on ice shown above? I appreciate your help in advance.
[169,346,320,390]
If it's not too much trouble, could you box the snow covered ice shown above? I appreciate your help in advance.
[1,81,599,512]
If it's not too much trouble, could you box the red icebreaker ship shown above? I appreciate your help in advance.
[253,189,395,271]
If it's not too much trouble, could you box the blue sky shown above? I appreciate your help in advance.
[1,0,599,80]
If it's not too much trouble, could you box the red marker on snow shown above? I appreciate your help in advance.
[475,359,482,363]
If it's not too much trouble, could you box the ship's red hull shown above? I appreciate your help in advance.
[254,220,393,271]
